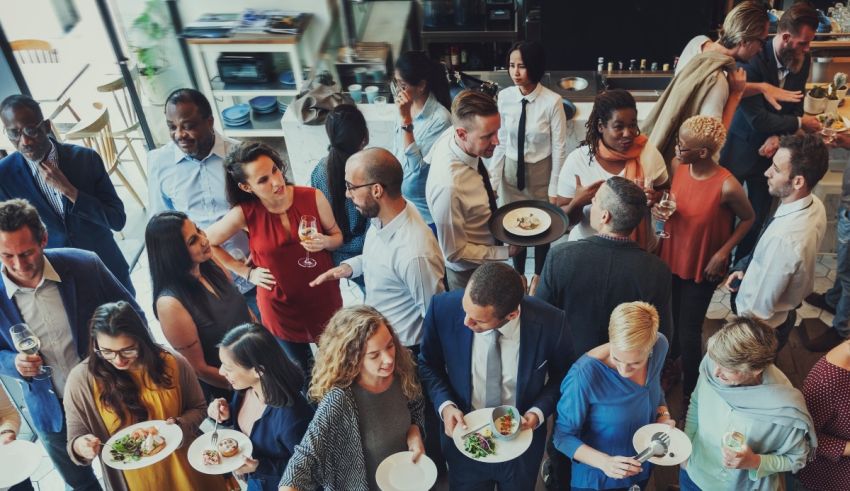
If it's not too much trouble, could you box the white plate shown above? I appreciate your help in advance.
[502,207,551,237]
[188,429,254,475]
[452,408,532,463]
[818,114,850,132]
[102,420,183,471]
[632,423,692,466]
[0,440,41,487]
[375,451,438,491]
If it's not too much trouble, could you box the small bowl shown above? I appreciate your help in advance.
[489,405,521,441]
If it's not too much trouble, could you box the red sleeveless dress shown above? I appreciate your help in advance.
[241,186,342,342]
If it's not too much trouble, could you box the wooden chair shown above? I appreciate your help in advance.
[65,107,146,210]
[92,101,146,180]
[10,39,58,64]
[47,97,82,141]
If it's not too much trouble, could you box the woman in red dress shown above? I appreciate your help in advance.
[207,142,343,376]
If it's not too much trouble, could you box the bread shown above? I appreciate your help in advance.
[217,437,239,458]
[203,449,221,465]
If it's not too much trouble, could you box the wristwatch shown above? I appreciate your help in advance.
[401,122,414,133]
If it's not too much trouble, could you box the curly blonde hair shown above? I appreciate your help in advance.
[680,115,727,154]
[608,301,659,353]
[308,305,422,402]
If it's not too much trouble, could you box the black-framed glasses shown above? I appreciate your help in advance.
[344,180,379,192]
[5,120,47,141]
[675,142,704,154]
[95,346,140,361]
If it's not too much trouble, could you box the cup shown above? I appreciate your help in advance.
[348,84,363,103]
[371,67,384,83]
[353,67,368,84]
[365,86,379,103]
[374,96,387,104]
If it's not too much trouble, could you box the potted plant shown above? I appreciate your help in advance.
[826,86,840,114]
[805,85,828,114]
[833,72,848,100]
[128,0,172,103]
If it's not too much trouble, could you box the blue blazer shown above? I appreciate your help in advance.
[720,38,810,179]
[418,290,574,458]
[0,248,144,433]
[0,142,133,293]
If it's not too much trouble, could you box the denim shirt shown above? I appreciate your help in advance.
[392,93,452,224]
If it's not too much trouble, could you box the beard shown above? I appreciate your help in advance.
[769,179,794,199]
[778,45,805,74]
[357,196,380,219]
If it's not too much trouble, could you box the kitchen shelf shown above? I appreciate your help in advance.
[210,78,299,96]
[220,109,285,138]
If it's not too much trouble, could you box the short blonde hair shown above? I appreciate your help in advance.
[706,317,777,373]
[680,115,726,154]
[608,301,659,353]
[451,89,498,128]
[718,1,769,48]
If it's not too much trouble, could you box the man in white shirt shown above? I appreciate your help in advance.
[726,134,828,351]
[309,147,445,350]
[426,90,520,290]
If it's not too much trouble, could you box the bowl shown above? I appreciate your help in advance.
[489,405,521,441]
[559,77,589,91]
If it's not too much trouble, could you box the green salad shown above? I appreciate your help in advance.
[464,428,496,458]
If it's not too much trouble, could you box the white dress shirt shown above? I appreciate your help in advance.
[491,83,568,197]
[438,313,544,427]
[737,194,826,327]
[3,258,79,395]
[425,128,509,272]
[343,201,445,347]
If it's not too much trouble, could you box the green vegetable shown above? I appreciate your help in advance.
[464,431,496,458]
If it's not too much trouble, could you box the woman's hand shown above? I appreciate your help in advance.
[234,457,259,480]
[655,406,676,428]
[0,430,16,445]
[704,250,730,283]
[406,425,425,463]
[247,267,276,291]
[73,434,101,460]
[650,203,667,222]
[727,67,747,95]
[721,443,761,470]
[207,398,229,423]
[396,89,413,123]
[600,455,643,479]
[300,233,331,253]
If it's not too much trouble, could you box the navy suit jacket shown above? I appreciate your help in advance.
[720,38,810,179]
[0,248,144,432]
[0,141,132,292]
[418,290,573,459]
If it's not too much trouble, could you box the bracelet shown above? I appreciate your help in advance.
[0,429,15,437]
[657,411,671,418]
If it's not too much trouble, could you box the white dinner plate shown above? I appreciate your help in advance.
[102,420,183,471]
[375,451,438,491]
[188,428,254,475]
[817,114,850,132]
[632,423,692,466]
[502,207,552,237]
[0,440,41,487]
[452,408,533,463]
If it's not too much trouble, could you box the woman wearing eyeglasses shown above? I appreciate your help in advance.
[63,301,236,491]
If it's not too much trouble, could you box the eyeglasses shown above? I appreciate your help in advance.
[95,346,140,360]
[675,142,704,154]
[344,180,379,192]
[5,121,47,141]
[390,79,408,98]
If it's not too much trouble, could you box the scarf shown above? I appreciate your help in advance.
[596,134,652,249]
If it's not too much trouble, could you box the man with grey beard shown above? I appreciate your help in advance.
[719,2,820,264]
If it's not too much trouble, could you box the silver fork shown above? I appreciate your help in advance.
[211,419,219,447]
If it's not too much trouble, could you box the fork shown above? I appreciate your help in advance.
[211,419,220,447]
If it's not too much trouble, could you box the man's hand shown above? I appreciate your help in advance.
[758,135,780,158]
[832,131,850,149]
[309,264,353,287]
[573,176,604,208]
[520,411,539,431]
[724,271,744,292]
[39,161,78,202]
[800,115,822,134]
[761,85,802,111]
[727,67,746,95]
[721,443,761,470]
[14,353,43,378]
[441,404,466,437]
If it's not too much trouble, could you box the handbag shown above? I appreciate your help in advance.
[291,77,355,125]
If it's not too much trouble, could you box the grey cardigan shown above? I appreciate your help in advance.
[62,350,208,491]
[280,385,425,491]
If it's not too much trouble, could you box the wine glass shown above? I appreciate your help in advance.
[297,215,318,268]
[719,429,746,481]
[655,191,677,239]
[822,127,837,144]
[10,323,52,378]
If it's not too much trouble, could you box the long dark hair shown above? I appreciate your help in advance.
[218,323,304,408]
[225,142,288,206]
[145,211,230,319]
[324,105,368,243]
[583,89,637,159]
[88,301,173,427]
[396,51,452,110]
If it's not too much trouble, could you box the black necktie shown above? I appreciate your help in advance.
[516,98,529,190]
[477,158,498,214]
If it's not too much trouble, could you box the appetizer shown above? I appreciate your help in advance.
[818,113,846,130]
[516,213,541,231]
[110,426,166,462]
[217,437,240,458]
[463,428,496,458]
[495,409,516,436]
[202,449,221,466]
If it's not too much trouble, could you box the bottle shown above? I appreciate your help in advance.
[450,46,460,69]
[607,61,614,73]
[651,62,659,72]
[640,58,647,71]
[629,59,637,71]
[597,57,605,72]
[460,49,468,67]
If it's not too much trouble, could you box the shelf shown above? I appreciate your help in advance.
[220,109,284,138]
[211,78,300,96]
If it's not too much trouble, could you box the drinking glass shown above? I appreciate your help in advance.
[10,323,51,376]
[822,127,837,144]
[297,215,318,268]
[655,191,677,239]
[719,429,746,481]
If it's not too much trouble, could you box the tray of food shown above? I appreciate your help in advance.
[489,200,569,247]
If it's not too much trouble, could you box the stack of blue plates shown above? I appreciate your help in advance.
[277,98,288,114]
[279,71,297,88]
[222,104,250,127]
[249,96,278,115]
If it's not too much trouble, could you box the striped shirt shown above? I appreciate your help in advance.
[24,141,64,217]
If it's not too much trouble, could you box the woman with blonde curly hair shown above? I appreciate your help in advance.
[654,115,754,401]
[280,305,425,491]
[553,301,672,490]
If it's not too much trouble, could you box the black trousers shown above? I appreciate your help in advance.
[670,275,718,399]
[513,243,551,276]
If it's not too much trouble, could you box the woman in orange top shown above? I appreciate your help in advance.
[655,115,754,402]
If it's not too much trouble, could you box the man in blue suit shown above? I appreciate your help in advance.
[0,199,143,490]
[719,3,820,263]
[0,95,134,295]
[419,262,573,490]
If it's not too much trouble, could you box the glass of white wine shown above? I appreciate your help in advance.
[297,215,318,268]
[822,127,837,144]
[655,191,677,239]
[719,430,746,481]
[10,323,52,380]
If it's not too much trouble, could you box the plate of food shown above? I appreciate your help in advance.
[375,451,438,491]
[188,429,253,475]
[502,207,552,237]
[0,440,42,487]
[452,408,532,463]
[632,423,692,466]
[103,420,183,470]
[816,112,850,132]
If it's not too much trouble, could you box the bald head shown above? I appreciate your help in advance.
[346,147,404,198]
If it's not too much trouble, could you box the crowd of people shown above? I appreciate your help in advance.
[0,1,848,490]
